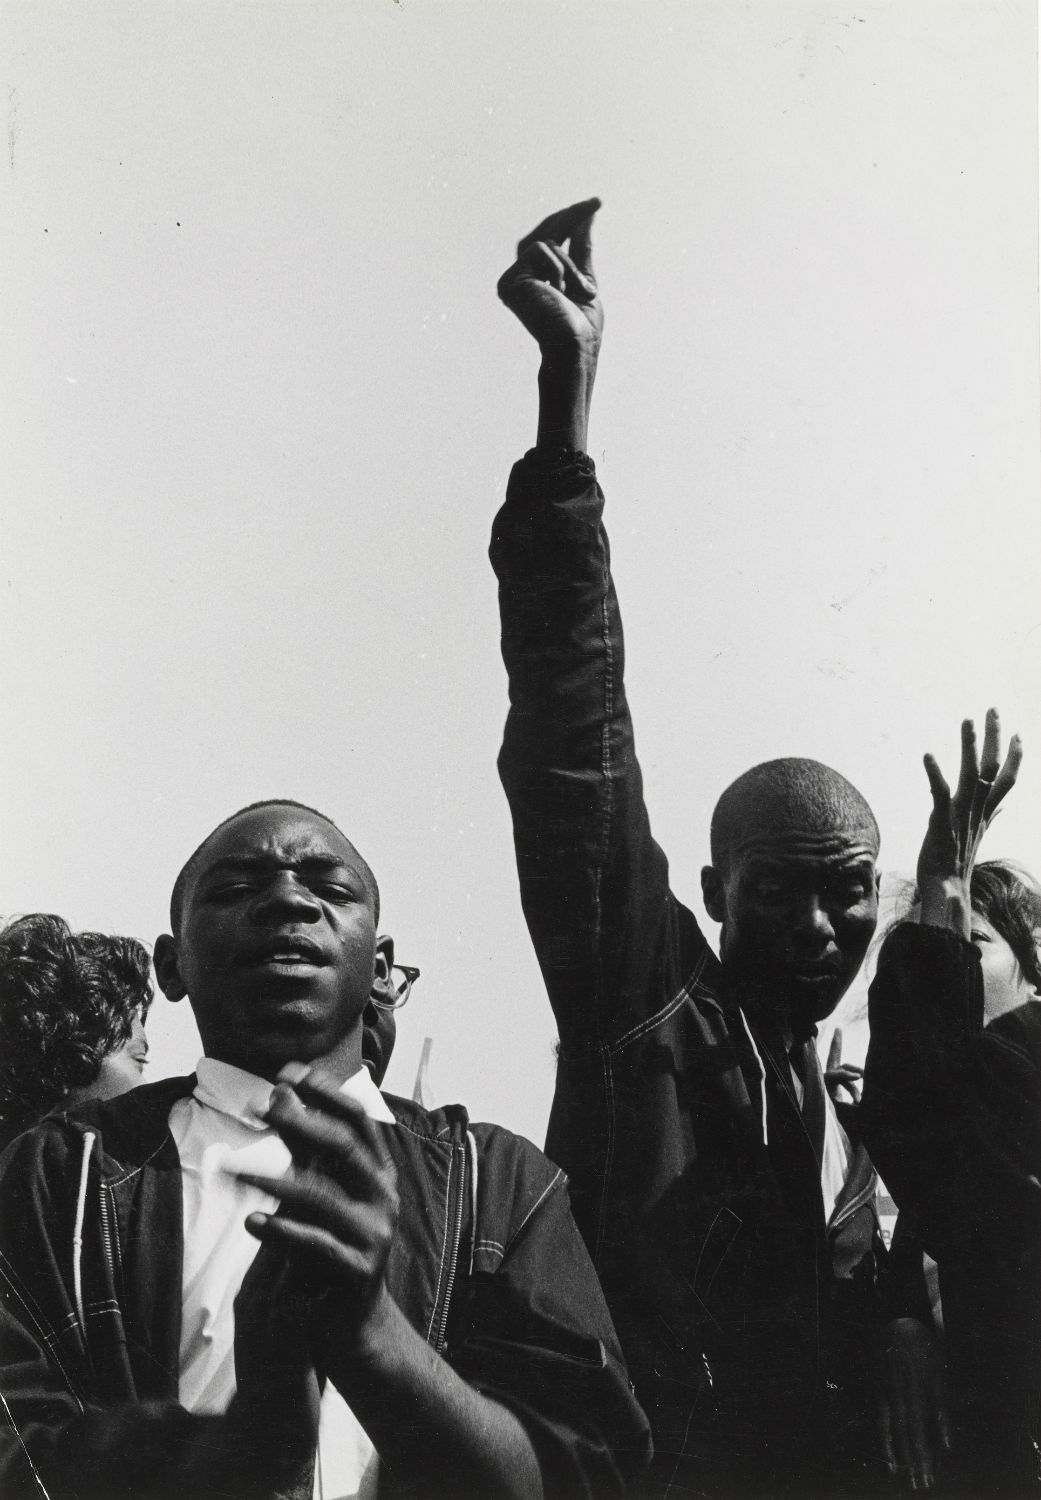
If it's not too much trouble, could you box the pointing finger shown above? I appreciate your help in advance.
[826,1028,843,1072]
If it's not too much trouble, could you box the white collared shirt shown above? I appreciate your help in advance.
[169,1057,395,1500]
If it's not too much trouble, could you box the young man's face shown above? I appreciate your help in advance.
[705,827,879,1030]
[157,806,389,1081]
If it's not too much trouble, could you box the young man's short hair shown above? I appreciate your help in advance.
[169,799,381,930]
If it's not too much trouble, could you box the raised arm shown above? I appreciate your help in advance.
[862,712,1037,1250]
[491,203,713,1053]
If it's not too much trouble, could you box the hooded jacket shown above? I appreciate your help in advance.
[0,1074,650,1500]
[490,452,887,1497]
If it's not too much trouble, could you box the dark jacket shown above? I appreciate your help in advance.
[490,452,886,1497]
[863,923,1041,1495]
[0,1073,650,1499]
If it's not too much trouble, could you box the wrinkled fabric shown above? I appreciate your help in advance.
[491,451,888,1497]
[863,923,1041,1494]
[0,1075,650,1499]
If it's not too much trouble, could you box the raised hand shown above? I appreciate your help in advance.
[917,709,1022,935]
[497,197,602,359]
[498,198,603,453]
[918,710,1022,888]
[235,1063,400,1348]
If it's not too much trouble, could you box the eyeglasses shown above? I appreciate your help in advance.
[372,963,420,1012]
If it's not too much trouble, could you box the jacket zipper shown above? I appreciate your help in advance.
[432,1142,466,1354]
[98,1182,117,1290]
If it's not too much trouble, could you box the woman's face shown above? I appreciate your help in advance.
[67,1013,149,1106]
[970,912,1041,1025]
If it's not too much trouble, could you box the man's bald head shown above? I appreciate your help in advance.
[702,759,880,1030]
[710,758,879,876]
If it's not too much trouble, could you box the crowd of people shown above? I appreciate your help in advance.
[1,202,1038,1499]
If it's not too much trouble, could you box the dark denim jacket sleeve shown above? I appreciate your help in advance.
[449,1126,652,1497]
[490,451,714,1056]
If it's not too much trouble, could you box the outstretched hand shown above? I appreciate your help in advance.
[918,710,1021,887]
[916,709,1022,933]
[497,197,603,361]
[234,1063,400,1350]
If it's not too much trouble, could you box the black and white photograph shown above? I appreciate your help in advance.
[1,3,1038,1495]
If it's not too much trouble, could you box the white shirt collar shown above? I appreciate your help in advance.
[192,1056,396,1129]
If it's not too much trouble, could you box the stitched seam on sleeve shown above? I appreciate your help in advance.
[593,571,617,1263]
[0,1256,82,1406]
[507,1167,565,1253]
[608,955,711,1054]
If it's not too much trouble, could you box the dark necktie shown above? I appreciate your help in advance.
[789,1037,826,1168]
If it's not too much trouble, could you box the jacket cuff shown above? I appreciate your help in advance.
[874,921,983,1032]
[877,920,979,972]
[525,445,594,472]
[505,449,597,503]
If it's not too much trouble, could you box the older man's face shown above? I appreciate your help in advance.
[717,823,879,1027]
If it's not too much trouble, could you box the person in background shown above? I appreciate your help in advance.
[491,198,892,1496]
[0,913,151,1150]
[863,712,1040,1495]
[360,962,417,1089]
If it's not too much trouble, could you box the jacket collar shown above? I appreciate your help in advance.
[54,1074,196,1173]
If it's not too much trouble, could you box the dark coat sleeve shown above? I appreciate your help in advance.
[490,451,716,1058]
[448,1125,652,1497]
[861,922,1041,1264]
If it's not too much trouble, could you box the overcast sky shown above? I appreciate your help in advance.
[2,0,1038,1144]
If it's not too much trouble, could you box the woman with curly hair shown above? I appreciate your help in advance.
[0,913,152,1150]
